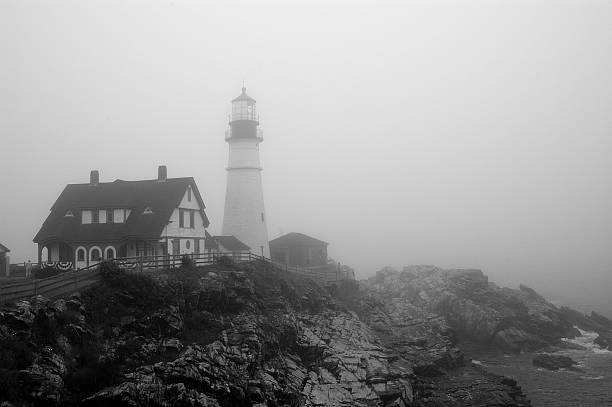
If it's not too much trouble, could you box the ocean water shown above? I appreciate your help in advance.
[465,329,612,407]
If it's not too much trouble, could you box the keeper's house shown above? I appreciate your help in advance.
[33,166,210,269]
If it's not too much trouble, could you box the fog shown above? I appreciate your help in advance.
[1,0,611,315]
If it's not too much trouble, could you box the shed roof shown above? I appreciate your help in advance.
[33,177,209,244]
[269,232,328,248]
[210,235,250,251]
[0,243,10,253]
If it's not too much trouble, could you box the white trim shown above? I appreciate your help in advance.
[41,246,49,262]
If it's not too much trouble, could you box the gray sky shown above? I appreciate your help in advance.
[1,0,611,314]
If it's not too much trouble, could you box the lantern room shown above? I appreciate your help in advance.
[231,87,258,122]
[227,87,262,141]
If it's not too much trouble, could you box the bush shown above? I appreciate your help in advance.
[215,255,236,268]
[98,260,125,286]
[0,369,25,402]
[0,337,34,370]
[98,261,172,307]
[181,254,195,268]
[31,309,61,346]
[65,345,120,396]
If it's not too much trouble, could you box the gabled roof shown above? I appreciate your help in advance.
[33,177,209,244]
[206,235,250,251]
[269,232,328,248]
[0,243,10,253]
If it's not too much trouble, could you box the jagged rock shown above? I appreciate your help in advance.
[18,347,67,405]
[152,305,183,336]
[532,353,581,371]
[50,299,67,314]
[1,262,538,406]
[362,265,607,353]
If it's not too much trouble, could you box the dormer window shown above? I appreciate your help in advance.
[143,207,153,215]
[65,210,74,217]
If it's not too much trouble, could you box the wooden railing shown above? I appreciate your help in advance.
[0,252,350,304]
[0,266,102,304]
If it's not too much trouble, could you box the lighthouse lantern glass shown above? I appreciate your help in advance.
[232,100,257,121]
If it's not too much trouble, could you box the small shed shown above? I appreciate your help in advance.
[0,243,10,276]
[269,233,328,267]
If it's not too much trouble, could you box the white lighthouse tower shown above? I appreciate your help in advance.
[221,87,270,257]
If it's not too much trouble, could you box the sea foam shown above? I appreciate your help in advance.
[562,327,611,354]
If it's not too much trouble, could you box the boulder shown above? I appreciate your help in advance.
[532,353,580,371]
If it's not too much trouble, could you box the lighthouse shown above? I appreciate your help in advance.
[221,87,270,257]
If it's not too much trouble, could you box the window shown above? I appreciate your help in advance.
[105,247,115,259]
[90,248,101,261]
[143,207,153,215]
[77,248,85,262]
[261,212,265,222]
[114,209,126,223]
[189,211,195,229]
[187,187,192,202]
[179,209,185,228]
[82,210,92,224]
[107,210,114,223]
[92,210,99,224]
[65,210,74,217]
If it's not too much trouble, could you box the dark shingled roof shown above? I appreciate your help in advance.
[209,235,250,251]
[269,232,328,248]
[0,243,10,253]
[204,231,218,250]
[33,177,209,244]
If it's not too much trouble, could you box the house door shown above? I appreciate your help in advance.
[172,239,180,256]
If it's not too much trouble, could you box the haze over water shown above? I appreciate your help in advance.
[1,0,611,316]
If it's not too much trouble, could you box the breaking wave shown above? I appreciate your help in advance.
[562,327,611,354]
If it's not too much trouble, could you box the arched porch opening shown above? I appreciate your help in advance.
[89,246,102,265]
[104,246,116,259]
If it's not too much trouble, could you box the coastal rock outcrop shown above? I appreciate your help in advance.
[532,353,580,371]
[362,266,611,353]
[1,261,532,406]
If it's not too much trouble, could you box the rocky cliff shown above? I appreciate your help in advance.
[0,260,561,406]
[362,265,612,353]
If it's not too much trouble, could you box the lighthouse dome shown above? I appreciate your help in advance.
[232,87,256,102]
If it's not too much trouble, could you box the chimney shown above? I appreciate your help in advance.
[90,170,99,186]
[158,165,167,182]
